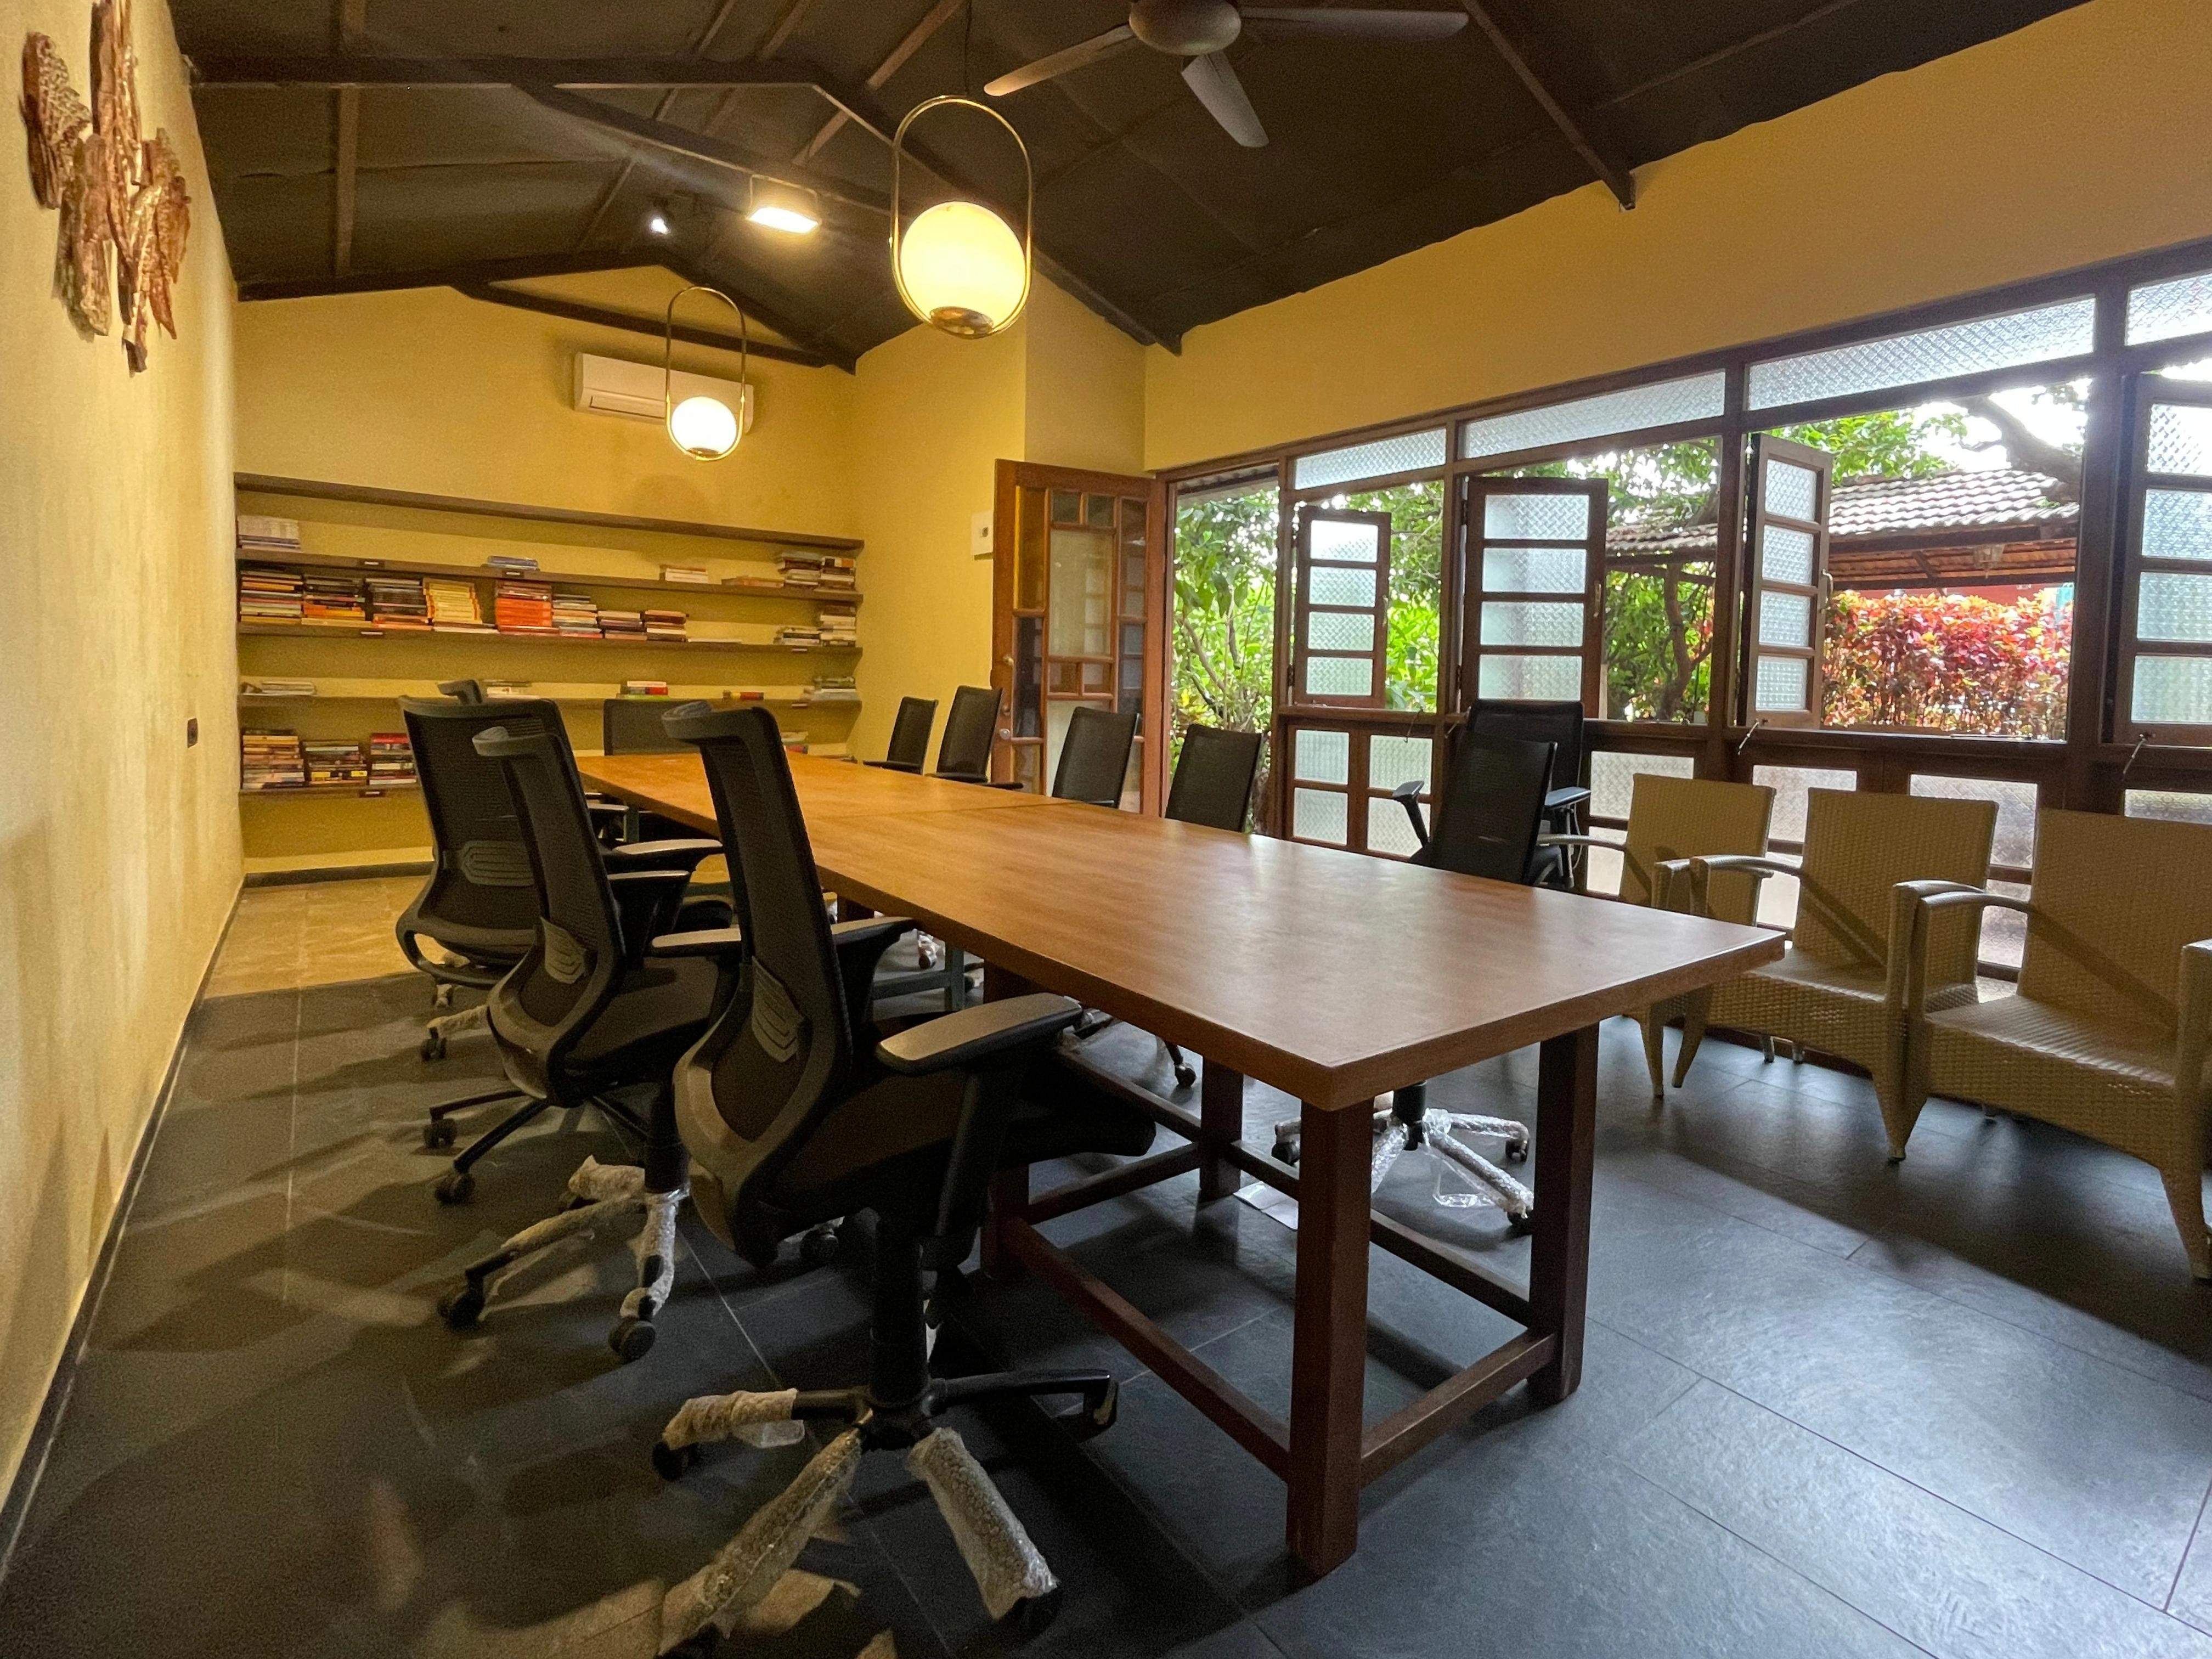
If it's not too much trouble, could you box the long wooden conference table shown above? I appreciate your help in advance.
[579,749,1781,1576]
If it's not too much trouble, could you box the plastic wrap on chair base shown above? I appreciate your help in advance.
[620,1183,686,1321]
[662,1387,809,1452]
[658,1428,862,1652]
[426,1002,489,1046]
[1372,1112,1533,1218]
[907,1427,1057,1621]
[479,1156,679,1308]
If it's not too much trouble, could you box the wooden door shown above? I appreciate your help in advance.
[992,461,1168,809]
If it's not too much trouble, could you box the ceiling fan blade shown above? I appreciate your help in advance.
[1182,50,1267,148]
[985,24,1138,95]
[1240,7,1470,40]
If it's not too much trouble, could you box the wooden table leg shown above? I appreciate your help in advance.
[1286,1098,1371,1576]
[1198,1061,1247,1203]
[1527,1024,1599,1409]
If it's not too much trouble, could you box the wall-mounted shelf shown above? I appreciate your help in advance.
[241,781,419,799]
[236,473,864,552]
[240,678,847,708]
[236,547,861,606]
[238,623,859,655]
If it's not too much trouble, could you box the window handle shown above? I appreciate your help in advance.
[1736,718,1766,757]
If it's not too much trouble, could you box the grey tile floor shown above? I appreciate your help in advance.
[7,969,2212,1658]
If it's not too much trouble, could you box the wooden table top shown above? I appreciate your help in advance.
[580,752,1782,1109]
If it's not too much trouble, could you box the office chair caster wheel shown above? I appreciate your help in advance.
[421,1118,456,1150]
[651,1438,699,1481]
[1002,1585,1063,1640]
[799,1223,842,1268]
[1063,1379,1118,1442]
[420,1030,447,1062]
[437,1282,484,1330]
[1503,1139,1529,1164]
[1172,1060,1198,1090]
[1272,1136,1299,1166]
[608,1316,657,1363]
[432,1169,475,1205]
[1505,1213,1534,1238]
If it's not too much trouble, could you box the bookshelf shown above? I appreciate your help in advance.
[236,477,862,879]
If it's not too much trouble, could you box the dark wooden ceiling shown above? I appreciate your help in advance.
[182,0,2089,369]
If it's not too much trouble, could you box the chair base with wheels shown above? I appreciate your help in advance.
[1271,1082,1532,1224]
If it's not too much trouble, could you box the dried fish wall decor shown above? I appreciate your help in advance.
[19,0,189,371]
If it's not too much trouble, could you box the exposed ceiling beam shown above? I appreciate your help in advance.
[450,281,837,369]
[575,0,750,251]
[794,0,962,165]
[1594,0,1867,114]
[330,0,366,275]
[759,0,825,60]
[236,251,647,302]
[659,248,858,372]
[190,57,849,91]
[1455,1,1633,208]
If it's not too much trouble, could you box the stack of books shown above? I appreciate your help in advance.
[619,679,669,696]
[425,578,489,631]
[494,580,556,634]
[367,732,415,783]
[643,608,689,642]
[780,731,809,754]
[816,556,856,594]
[239,677,316,699]
[660,564,711,585]
[485,554,540,578]
[776,552,824,589]
[240,730,306,789]
[551,590,602,638]
[598,608,646,640]
[238,565,304,624]
[776,624,822,650]
[236,515,302,556]
[364,573,431,630]
[303,739,369,786]
[808,676,860,704]
[817,602,858,648]
[301,572,368,625]
[483,681,535,699]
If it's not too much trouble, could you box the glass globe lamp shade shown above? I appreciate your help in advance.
[668,394,740,460]
[896,200,1027,337]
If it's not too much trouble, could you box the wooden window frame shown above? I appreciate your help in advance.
[1291,506,1394,709]
[1741,435,1835,729]
[1456,476,1607,715]
[2116,377,2212,746]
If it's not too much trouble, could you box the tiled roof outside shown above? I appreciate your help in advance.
[1608,468,2078,556]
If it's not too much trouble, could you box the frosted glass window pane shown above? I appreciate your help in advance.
[1979,879,2032,972]
[1479,654,1581,699]
[1293,787,1348,843]
[1367,734,1432,792]
[2126,788,2212,826]
[2148,404,2212,477]
[1366,795,1423,857]
[1746,297,2096,409]
[1459,371,1726,460]
[2131,656,2212,724]
[1293,427,1447,490]
[2145,489,2212,561]
[1294,727,1348,783]
[1481,601,1584,647]
[1910,775,2039,870]
[2138,572,2212,642]
[1307,611,1378,651]
[1305,655,1375,698]
[1759,591,1813,647]
[1482,546,1585,593]
[1764,459,1819,520]
[1589,751,1694,821]
[1483,493,1592,540]
[1310,566,1376,608]
[1752,765,1856,845]
[1310,518,1383,563]
[2128,270,2212,346]
[1754,654,1809,712]
[1762,526,1815,585]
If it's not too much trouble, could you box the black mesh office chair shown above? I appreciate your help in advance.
[1276,728,1553,1225]
[430,718,738,1361]
[1468,698,1590,888]
[866,696,938,773]
[934,684,1003,784]
[437,678,486,703]
[1050,706,1138,808]
[407,698,725,1196]
[646,706,1155,1647]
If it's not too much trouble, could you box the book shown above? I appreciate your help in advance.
[598,608,646,639]
[494,579,556,635]
[619,680,669,696]
[425,578,488,630]
[303,738,369,785]
[240,729,306,789]
[300,572,368,625]
[551,590,601,638]
[364,573,431,629]
[238,565,304,624]
[240,678,316,698]
[659,564,712,584]
[236,515,301,552]
[642,608,689,642]
[484,554,540,574]
[366,732,415,781]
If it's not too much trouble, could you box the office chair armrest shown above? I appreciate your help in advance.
[1544,785,1593,814]
[865,759,922,774]
[1389,778,1431,849]
[648,926,746,960]
[876,993,1081,1077]
[606,869,694,961]
[604,838,721,873]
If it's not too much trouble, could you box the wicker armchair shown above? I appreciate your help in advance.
[1894,808,2212,1277]
[1539,773,1774,1097]
[1667,788,1997,1147]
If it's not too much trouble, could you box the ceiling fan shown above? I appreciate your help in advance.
[984,0,1469,149]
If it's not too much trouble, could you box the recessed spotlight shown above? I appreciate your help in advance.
[746,177,820,236]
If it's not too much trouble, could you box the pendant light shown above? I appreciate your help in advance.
[889,95,1033,339]
[662,284,749,461]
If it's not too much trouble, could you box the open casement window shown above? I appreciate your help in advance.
[1744,435,1835,728]
[1457,477,1606,709]
[2117,381,2212,744]
[1292,507,1392,706]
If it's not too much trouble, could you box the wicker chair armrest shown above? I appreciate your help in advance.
[2180,941,2212,1105]
[1891,883,2025,1016]
[1670,854,1792,921]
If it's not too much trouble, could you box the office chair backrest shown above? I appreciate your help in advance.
[1470,698,1584,798]
[1420,727,1555,883]
[603,697,690,755]
[885,696,938,769]
[471,721,625,1070]
[1165,726,1265,831]
[1051,706,1138,807]
[438,679,486,704]
[400,697,565,935]
[936,684,1001,779]
[667,704,851,1212]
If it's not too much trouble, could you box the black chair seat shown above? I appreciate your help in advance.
[566,956,721,1076]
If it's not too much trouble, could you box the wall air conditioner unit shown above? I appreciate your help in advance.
[572,352,755,433]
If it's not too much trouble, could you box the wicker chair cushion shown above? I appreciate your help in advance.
[1709,945,1893,1068]
[2019,809,2212,1035]
[1622,775,1772,919]
[1792,789,1995,982]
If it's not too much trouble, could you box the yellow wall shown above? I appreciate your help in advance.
[1023,278,1148,477]
[0,0,239,1489]
[1144,0,2212,470]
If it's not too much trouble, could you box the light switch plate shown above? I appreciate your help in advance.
[970,511,994,559]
